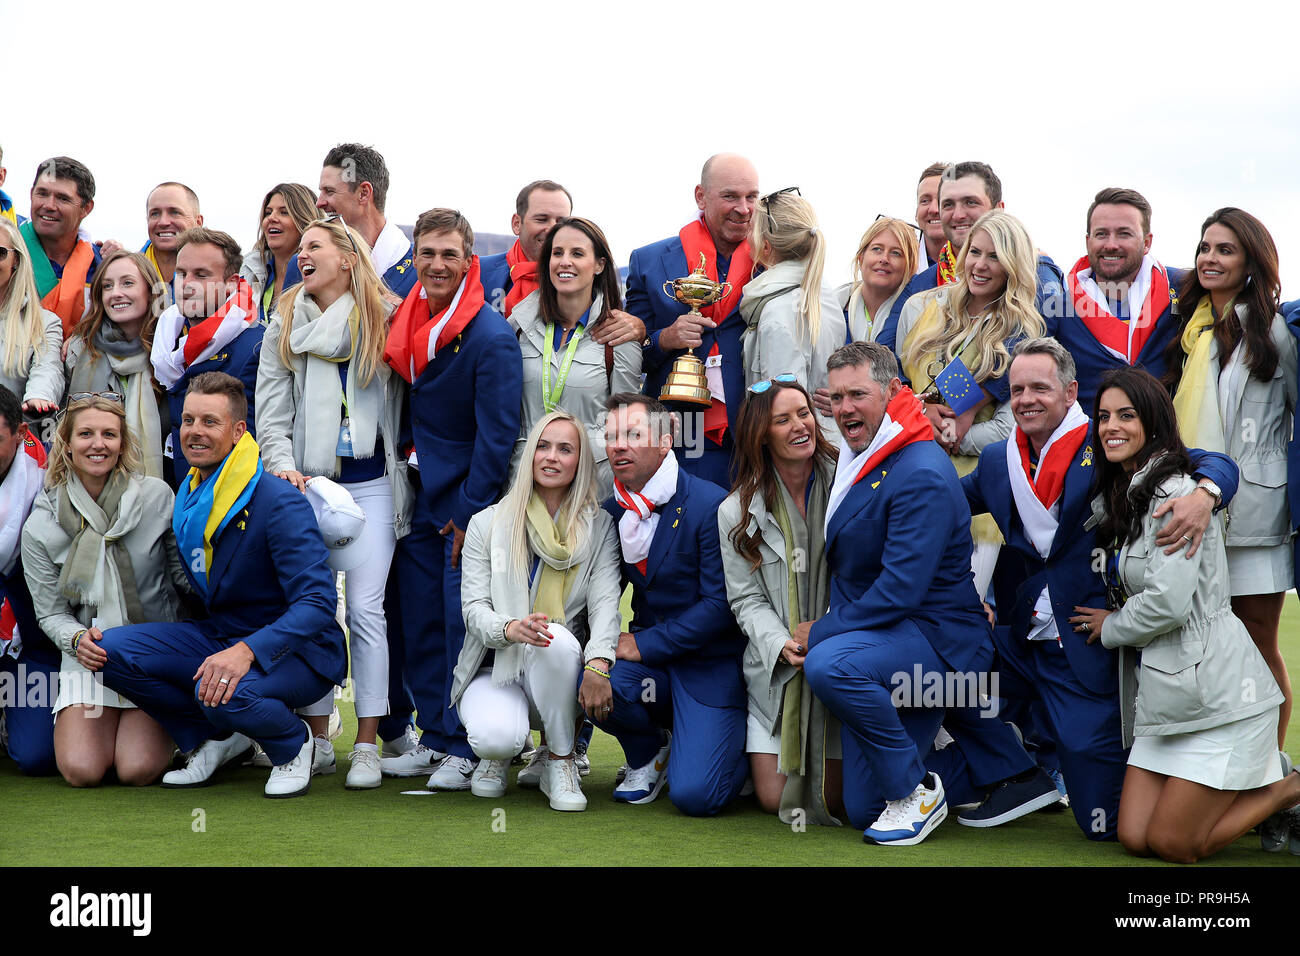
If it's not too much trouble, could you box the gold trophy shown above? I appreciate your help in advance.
[659,254,730,406]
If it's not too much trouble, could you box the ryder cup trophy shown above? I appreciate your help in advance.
[659,254,730,406]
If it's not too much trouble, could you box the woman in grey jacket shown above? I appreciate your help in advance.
[718,376,842,825]
[453,411,622,812]
[21,395,186,787]
[1165,208,1295,747]
[0,217,65,419]
[1070,368,1299,863]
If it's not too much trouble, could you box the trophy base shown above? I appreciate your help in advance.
[659,354,714,407]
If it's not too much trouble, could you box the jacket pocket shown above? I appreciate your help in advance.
[1140,630,1206,674]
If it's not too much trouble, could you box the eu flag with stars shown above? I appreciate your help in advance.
[934,356,983,415]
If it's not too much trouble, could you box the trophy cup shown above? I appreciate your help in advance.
[659,254,730,406]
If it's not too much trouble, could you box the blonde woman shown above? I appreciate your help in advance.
[240,183,319,324]
[897,209,1046,598]
[838,217,919,343]
[65,251,167,477]
[21,395,185,787]
[256,217,406,789]
[741,190,846,441]
[452,411,622,811]
[0,217,65,415]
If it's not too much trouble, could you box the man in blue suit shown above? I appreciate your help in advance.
[98,372,347,798]
[804,342,1053,846]
[317,143,417,298]
[590,392,748,816]
[624,154,760,490]
[962,337,1239,840]
[478,180,572,317]
[379,208,523,789]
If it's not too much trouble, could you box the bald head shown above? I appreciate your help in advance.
[147,182,203,255]
[695,153,759,257]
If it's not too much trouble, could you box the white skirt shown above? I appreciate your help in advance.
[746,709,842,760]
[53,652,135,714]
[1225,543,1293,596]
[1128,710,1282,790]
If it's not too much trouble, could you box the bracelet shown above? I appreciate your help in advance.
[71,629,87,655]
[503,620,517,641]
[584,663,611,679]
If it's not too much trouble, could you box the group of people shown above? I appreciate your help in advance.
[1,142,1299,862]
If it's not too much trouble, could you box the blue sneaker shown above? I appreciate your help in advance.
[957,768,1060,827]
[612,738,670,805]
[864,772,948,846]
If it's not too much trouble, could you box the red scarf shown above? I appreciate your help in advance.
[1066,256,1169,363]
[1014,420,1088,509]
[612,480,656,575]
[183,277,255,366]
[936,242,958,286]
[852,387,934,485]
[384,257,485,384]
[502,240,538,318]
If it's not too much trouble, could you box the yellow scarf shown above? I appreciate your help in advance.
[1172,297,1226,453]
[524,492,578,624]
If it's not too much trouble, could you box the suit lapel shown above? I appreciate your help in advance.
[207,505,252,599]
[1050,431,1097,556]
[826,465,887,550]
[645,480,687,582]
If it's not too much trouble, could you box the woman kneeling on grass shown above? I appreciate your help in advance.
[451,410,623,811]
[21,395,187,787]
[1069,367,1300,862]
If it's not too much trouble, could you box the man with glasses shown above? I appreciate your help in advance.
[19,157,102,339]
[317,143,417,298]
[624,153,761,489]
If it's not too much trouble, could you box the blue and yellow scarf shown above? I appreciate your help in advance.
[173,432,264,597]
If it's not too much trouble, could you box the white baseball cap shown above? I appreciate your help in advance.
[304,476,366,572]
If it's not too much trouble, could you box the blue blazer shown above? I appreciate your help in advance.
[166,323,264,485]
[406,304,523,530]
[4,560,57,669]
[1283,299,1300,530]
[478,252,510,315]
[810,439,988,674]
[880,253,1065,353]
[382,242,418,298]
[185,473,346,685]
[625,235,748,438]
[602,470,746,708]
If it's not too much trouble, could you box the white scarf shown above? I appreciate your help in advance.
[0,450,42,576]
[150,295,255,389]
[288,292,383,476]
[824,415,902,536]
[370,220,410,278]
[58,473,145,629]
[617,452,679,567]
[1072,253,1159,362]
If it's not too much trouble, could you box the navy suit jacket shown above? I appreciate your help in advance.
[186,473,346,685]
[602,470,746,708]
[406,304,523,530]
[478,252,510,315]
[810,438,989,674]
[166,323,264,485]
[1283,299,1300,530]
[382,243,418,298]
[4,560,56,669]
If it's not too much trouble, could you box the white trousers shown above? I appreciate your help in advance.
[459,624,582,759]
[299,475,396,720]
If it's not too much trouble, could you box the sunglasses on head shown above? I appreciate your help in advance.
[748,373,799,394]
[69,391,125,406]
[321,214,361,258]
[759,186,801,232]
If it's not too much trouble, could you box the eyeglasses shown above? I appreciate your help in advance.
[321,213,361,258]
[748,373,798,394]
[69,391,125,406]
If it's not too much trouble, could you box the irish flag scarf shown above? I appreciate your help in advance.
[173,431,263,598]
[503,240,537,319]
[1066,254,1171,363]
[384,256,484,384]
[19,220,95,337]
[150,277,256,388]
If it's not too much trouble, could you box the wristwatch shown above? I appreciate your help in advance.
[1196,478,1222,506]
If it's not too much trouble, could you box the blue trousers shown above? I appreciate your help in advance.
[388,507,472,759]
[804,623,1032,830]
[99,622,333,765]
[992,626,1125,840]
[0,651,57,775]
[592,660,746,817]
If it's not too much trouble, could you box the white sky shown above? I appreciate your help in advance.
[6,0,1300,291]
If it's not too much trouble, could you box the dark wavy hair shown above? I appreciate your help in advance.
[537,217,623,332]
[1092,367,1192,547]
[1163,207,1281,390]
[727,380,837,570]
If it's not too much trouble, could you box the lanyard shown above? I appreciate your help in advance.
[542,322,585,412]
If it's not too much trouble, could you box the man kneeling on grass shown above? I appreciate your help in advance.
[96,372,346,798]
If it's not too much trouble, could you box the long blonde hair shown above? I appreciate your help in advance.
[750,192,827,346]
[0,218,52,380]
[903,209,1044,382]
[45,396,143,489]
[493,411,599,578]
[277,218,391,386]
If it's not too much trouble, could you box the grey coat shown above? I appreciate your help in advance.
[1,306,64,407]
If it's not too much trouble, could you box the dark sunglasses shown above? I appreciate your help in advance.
[760,187,801,232]
[874,213,923,235]
[320,214,361,257]
[0,247,15,264]
[748,373,798,394]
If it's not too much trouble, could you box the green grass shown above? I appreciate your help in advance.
[3,599,1298,867]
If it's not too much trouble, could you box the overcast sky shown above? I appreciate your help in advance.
[6,0,1299,291]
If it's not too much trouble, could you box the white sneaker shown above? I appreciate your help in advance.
[345,748,382,789]
[380,743,446,777]
[327,704,343,741]
[516,744,549,788]
[312,737,336,776]
[612,738,670,805]
[381,724,420,759]
[265,724,314,798]
[541,756,587,811]
[513,734,536,766]
[864,772,948,846]
[428,755,477,791]
[471,758,509,798]
[162,733,252,788]
[574,739,591,777]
